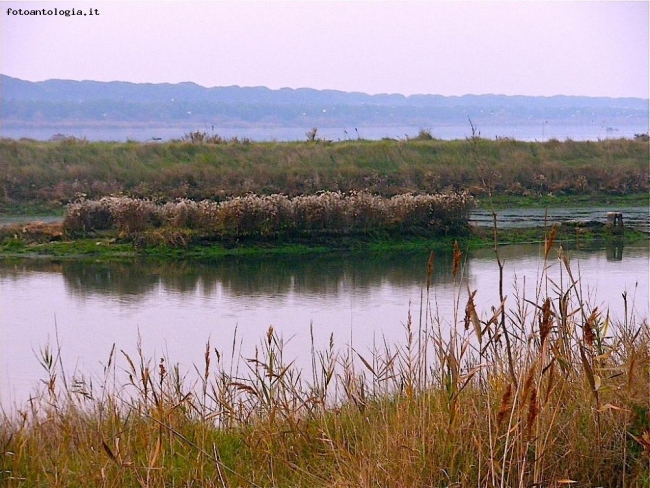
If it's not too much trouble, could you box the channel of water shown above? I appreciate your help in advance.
[1,241,648,408]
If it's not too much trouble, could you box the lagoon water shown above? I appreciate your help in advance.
[2,122,648,143]
[1,241,648,407]
[470,206,650,233]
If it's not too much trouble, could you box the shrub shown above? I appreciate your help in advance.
[411,128,435,140]
[62,191,477,242]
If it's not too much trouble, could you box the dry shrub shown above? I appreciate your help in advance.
[291,191,348,232]
[63,196,114,233]
[161,198,202,228]
[63,191,477,241]
[63,196,160,235]
[109,197,160,234]
[0,221,64,243]
[219,193,287,235]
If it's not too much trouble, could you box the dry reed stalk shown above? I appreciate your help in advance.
[544,225,558,260]
[464,288,482,343]
[452,240,462,279]
[426,251,434,293]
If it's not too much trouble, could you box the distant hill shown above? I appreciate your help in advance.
[1,75,648,140]
[2,74,647,108]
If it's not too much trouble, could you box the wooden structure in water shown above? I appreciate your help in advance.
[606,212,624,235]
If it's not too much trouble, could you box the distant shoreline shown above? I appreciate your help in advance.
[2,122,647,144]
[3,74,647,142]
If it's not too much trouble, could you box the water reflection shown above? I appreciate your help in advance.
[1,242,647,305]
[0,251,458,301]
[1,243,648,408]
[606,241,624,261]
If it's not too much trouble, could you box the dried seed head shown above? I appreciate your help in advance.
[526,386,539,438]
[267,325,274,345]
[159,358,166,379]
[522,362,537,405]
[464,289,482,342]
[584,309,598,349]
[452,240,462,278]
[540,297,553,347]
[544,225,558,259]
[497,382,513,427]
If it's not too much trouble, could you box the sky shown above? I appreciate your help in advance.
[1,1,648,98]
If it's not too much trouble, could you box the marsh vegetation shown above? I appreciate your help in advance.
[0,136,647,215]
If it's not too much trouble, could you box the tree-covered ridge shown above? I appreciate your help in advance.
[2,75,647,127]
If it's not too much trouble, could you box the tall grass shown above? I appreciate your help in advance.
[61,191,476,243]
[1,238,648,486]
[1,137,647,211]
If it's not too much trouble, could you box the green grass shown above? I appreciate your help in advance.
[0,232,458,261]
[484,192,650,209]
[1,238,648,486]
[1,219,646,262]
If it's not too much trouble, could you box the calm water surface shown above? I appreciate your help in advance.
[471,206,650,232]
[2,123,648,143]
[1,242,648,407]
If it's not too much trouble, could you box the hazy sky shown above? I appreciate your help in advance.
[1,1,648,98]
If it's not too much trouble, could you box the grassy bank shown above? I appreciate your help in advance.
[2,186,647,261]
[0,136,648,213]
[1,217,646,262]
[486,192,649,209]
[1,239,648,487]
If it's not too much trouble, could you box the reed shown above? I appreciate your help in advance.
[1,238,648,487]
[61,191,476,244]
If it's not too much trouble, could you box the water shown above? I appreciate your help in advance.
[1,242,648,407]
[470,206,650,233]
[0,215,63,228]
[2,122,648,143]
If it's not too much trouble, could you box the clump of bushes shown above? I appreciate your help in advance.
[180,130,225,144]
[410,128,436,140]
[63,191,476,240]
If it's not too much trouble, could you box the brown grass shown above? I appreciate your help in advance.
[61,191,476,243]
